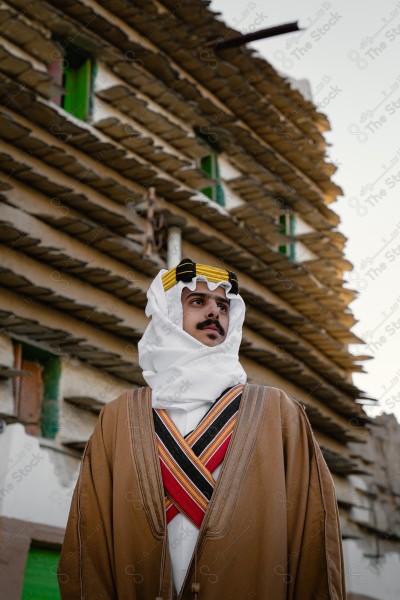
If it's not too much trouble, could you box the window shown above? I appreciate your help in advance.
[200,153,225,206]
[13,342,61,438]
[279,214,296,261]
[22,546,61,600]
[48,40,96,121]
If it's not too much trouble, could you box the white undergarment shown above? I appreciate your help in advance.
[166,405,222,594]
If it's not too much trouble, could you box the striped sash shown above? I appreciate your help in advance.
[153,384,244,528]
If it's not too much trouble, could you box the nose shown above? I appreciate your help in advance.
[206,299,220,319]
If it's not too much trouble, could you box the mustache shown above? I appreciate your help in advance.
[196,319,225,336]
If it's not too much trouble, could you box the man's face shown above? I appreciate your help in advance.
[181,281,230,347]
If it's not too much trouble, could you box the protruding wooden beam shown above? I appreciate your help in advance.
[206,21,301,51]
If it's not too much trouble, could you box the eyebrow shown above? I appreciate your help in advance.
[185,291,230,305]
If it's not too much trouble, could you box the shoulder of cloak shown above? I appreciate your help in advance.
[244,383,307,415]
[243,383,314,443]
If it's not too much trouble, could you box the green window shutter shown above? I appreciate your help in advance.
[41,356,61,439]
[63,58,91,121]
[200,153,225,206]
[279,214,296,260]
[202,186,214,201]
[216,183,225,206]
[279,214,287,255]
[22,548,61,600]
[89,59,97,118]
[289,214,295,235]
[18,342,61,439]
[289,214,296,261]
[200,155,213,177]
[214,157,225,206]
[200,154,215,201]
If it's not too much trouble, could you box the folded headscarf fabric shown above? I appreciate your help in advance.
[138,267,247,410]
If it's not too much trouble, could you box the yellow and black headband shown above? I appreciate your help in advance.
[162,258,239,295]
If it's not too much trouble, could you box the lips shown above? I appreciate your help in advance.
[204,325,219,332]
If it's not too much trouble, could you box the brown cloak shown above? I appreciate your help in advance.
[58,384,346,599]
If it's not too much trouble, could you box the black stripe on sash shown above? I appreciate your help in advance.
[191,393,242,456]
[153,411,214,500]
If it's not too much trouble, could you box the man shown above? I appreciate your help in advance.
[58,258,346,599]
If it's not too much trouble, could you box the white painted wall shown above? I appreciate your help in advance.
[58,358,129,446]
[295,240,319,262]
[0,351,131,529]
[294,215,315,235]
[0,334,16,417]
[343,539,400,600]
[218,154,242,181]
[60,358,128,404]
[221,183,245,208]
[0,424,79,528]
[293,216,319,261]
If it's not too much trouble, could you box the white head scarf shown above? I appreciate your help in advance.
[138,268,247,410]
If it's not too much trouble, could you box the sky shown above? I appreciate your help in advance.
[211,0,400,422]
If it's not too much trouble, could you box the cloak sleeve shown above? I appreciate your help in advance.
[281,391,346,600]
[58,399,119,600]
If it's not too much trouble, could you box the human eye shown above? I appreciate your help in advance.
[218,303,228,312]
[191,297,204,305]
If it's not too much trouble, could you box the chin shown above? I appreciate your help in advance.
[203,333,225,347]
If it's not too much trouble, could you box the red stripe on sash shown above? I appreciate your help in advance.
[160,459,205,527]
[154,385,243,528]
[165,432,233,524]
